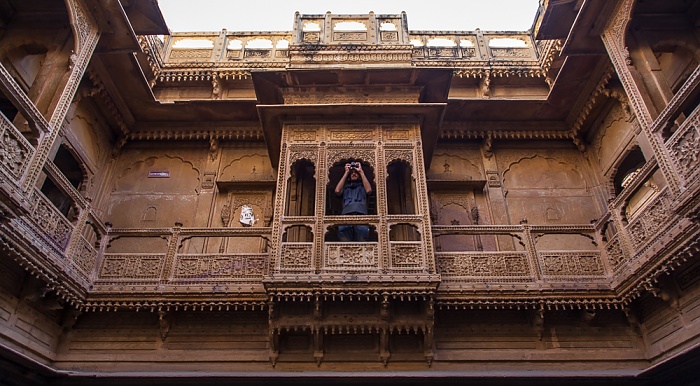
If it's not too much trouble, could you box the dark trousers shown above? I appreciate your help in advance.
[338,224,369,242]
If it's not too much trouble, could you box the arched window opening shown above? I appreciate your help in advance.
[386,161,415,215]
[326,160,375,215]
[324,224,378,242]
[40,144,85,219]
[0,90,19,122]
[82,221,100,248]
[613,147,646,195]
[389,224,421,242]
[54,144,84,189]
[282,225,313,243]
[285,160,316,216]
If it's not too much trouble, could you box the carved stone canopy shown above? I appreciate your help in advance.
[253,68,451,167]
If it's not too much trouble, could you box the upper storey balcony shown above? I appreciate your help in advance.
[149,12,543,74]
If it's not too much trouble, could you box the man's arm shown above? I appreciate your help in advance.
[356,164,372,195]
[335,163,351,195]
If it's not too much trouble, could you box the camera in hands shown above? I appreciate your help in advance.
[350,162,359,169]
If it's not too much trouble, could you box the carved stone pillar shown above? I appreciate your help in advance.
[600,0,680,194]
[22,0,100,193]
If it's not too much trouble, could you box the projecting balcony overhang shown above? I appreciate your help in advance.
[258,103,446,167]
[253,68,451,166]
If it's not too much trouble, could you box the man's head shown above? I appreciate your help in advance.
[349,169,360,180]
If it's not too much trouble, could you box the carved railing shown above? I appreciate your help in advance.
[324,242,379,273]
[97,253,166,282]
[437,251,532,282]
[604,233,626,275]
[666,106,700,185]
[409,32,537,63]
[172,253,266,282]
[390,241,425,272]
[28,188,73,252]
[0,110,34,182]
[433,224,607,286]
[162,32,292,67]
[93,227,271,289]
[154,30,544,69]
[279,242,314,273]
[624,187,672,252]
[70,235,98,282]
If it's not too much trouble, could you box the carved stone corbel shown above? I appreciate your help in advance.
[158,310,171,341]
[531,305,545,340]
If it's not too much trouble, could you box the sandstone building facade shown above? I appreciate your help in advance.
[0,0,699,384]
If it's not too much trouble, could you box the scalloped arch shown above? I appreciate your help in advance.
[502,155,587,190]
[114,155,201,194]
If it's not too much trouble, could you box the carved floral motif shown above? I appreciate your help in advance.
[325,243,377,269]
[0,129,30,178]
[169,49,213,59]
[437,252,530,278]
[71,237,97,278]
[281,243,312,268]
[30,190,73,249]
[99,254,165,279]
[391,243,422,266]
[173,255,266,279]
[540,252,604,276]
[605,236,625,271]
[626,189,670,250]
[669,122,699,178]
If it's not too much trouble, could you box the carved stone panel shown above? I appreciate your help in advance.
[72,237,98,279]
[539,252,605,276]
[390,242,423,268]
[324,243,378,271]
[280,243,313,270]
[173,254,266,279]
[437,252,531,279]
[668,116,699,181]
[0,121,32,179]
[98,254,165,280]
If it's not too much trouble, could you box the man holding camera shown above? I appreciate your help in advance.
[334,162,373,241]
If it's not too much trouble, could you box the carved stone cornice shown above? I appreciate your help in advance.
[538,39,563,74]
[79,299,267,312]
[435,297,623,310]
[0,223,87,308]
[568,64,630,151]
[127,127,264,141]
[439,125,570,141]
[85,65,132,137]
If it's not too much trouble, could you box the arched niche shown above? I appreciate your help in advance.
[326,159,375,215]
[502,155,586,190]
[386,160,416,215]
[113,155,200,194]
[389,224,421,242]
[282,225,313,243]
[220,153,274,181]
[285,159,316,217]
[40,143,86,218]
[612,147,646,195]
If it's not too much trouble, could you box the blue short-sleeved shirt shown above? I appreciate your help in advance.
[341,182,367,215]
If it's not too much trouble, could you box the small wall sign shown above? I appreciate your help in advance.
[148,171,170,178]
